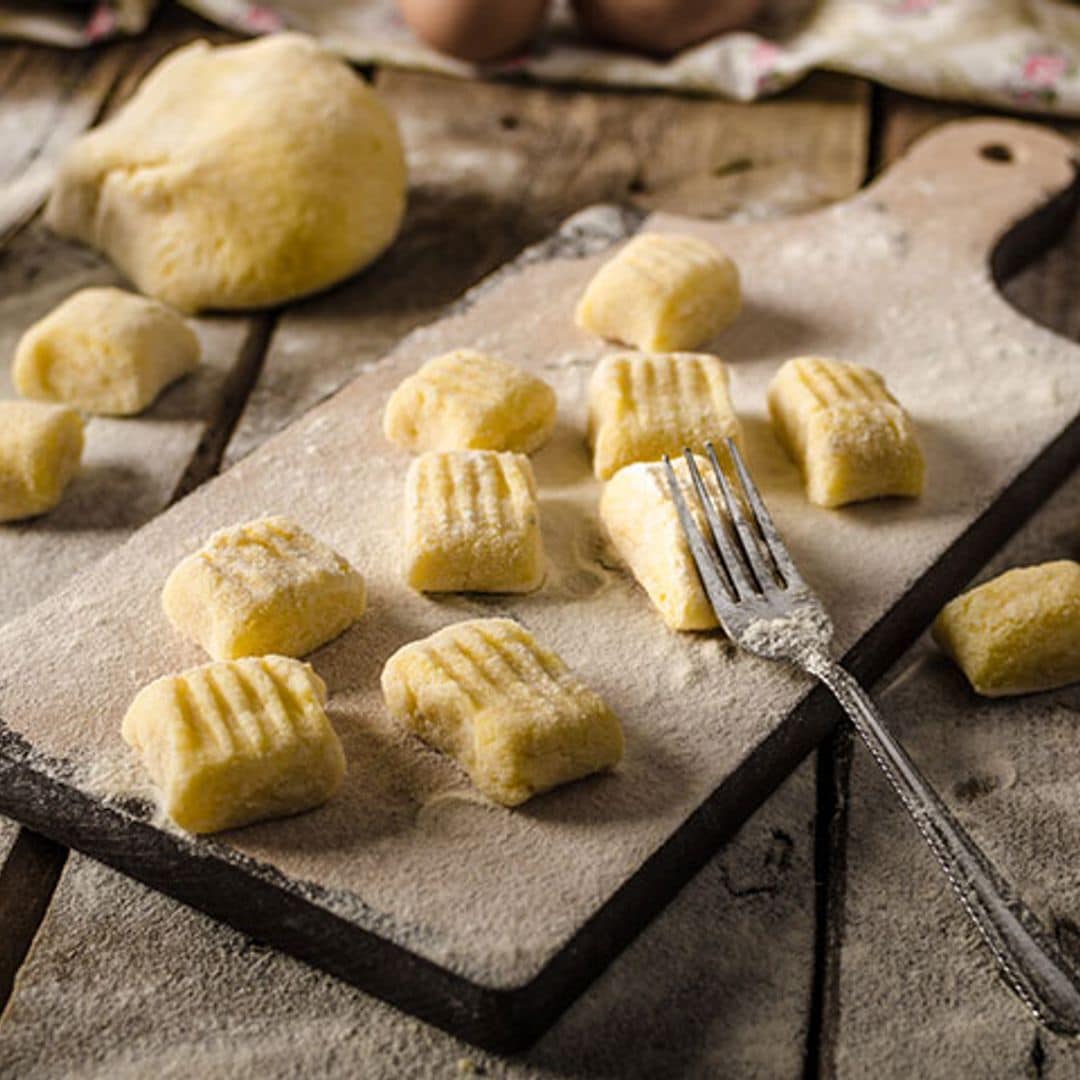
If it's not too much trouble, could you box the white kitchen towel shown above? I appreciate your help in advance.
[4,0,1080,117]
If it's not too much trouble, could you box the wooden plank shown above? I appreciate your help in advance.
[0,759,817,1078]
[822,97,1080,1076]
[225,70,869,465]
[830,469,1080,1078]
[0,75,870,1065]
[0,117,1074,1050]
[0,3,259,990]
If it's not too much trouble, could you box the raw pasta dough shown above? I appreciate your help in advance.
[575,232,741,351]
[600,456,719,631]
[381,618,623,806]
[162,516,366,660]
[14,287,200,416]
[45,34,407,313]
[0,401,84,523]
[587,351,740,480]
[122,654,345,833]
[932,561,1080,697]
[383,348,557,454]
[403,450,544,593]
[767,356,924,508]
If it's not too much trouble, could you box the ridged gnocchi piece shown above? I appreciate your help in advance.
[575,233,741,351]
[13,287,200,416]
[0,401,84,523]
[600,456,719,631]
[122,654,345,833]
[162,516,366,660]
[767,356,924,508]
[404,450,544,593]
[381,617,623,806]
[932,561,1080,697]
[383,348,557,454]
[587,351,740,480]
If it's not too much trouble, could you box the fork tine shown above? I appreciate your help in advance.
[682,450,757,600]
[704,441,779,593]
[661,456,737,612]
[721,437,806,589]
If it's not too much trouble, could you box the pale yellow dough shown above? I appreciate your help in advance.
[383,349,557,454]
[587,351,740,480]
[14,287,200,416]
[45,34,407,313]
[381,618,623,806]
[932,561,1080,697]
[600,456,719,631]
[575,233,741,352]
[0,401,84,523]
[404,450,544,593]
[162,516,366,660]
[122,654,345,833]
[767,356,924,508]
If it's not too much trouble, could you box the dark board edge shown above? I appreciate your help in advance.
[0,164,1076,1053]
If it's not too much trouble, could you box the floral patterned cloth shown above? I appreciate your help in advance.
[4,0,1080,117]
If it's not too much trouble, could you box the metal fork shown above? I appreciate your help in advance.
[663,438,1080,1037]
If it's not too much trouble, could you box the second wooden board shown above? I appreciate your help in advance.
[0,120,1077,1050]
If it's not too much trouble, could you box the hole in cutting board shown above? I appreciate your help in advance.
[980,143,1014,164]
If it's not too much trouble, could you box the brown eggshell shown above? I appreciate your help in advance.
[572,0,765,56]
[397,0,551,63]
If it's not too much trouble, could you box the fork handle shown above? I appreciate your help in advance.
[803,650,1080,1036]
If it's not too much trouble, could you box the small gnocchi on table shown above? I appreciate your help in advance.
[932,561,1080,697]
[587,351,741,480]
[575,232,741,352]
[0,400,84,523]
[14,287,200,416]
[162,515,366,660]
[600,456,719,631]
[381,618,623,806]
[767,356,924,508]
[123,655,345,833]
[383,348,557,454]
[404,450,544,593]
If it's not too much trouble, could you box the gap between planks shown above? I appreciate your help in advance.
[0,5,275,1011]
[809,89,1080,1078]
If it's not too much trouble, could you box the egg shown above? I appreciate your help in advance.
[397,0,551,63]
[572,0,764,56]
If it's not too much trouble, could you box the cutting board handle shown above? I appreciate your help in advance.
[865,118,1078,277]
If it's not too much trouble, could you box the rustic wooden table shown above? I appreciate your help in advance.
[0,6,1077,1077]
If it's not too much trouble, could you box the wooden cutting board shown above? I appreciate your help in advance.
[0,119,1077,1051]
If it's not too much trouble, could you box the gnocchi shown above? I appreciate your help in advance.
[575,233,741,352]
[122,654,345,833]
[381,618,623,806]
[767,356,924,508]
[14,287,200,416]
[404,450,544,593]
[932,561,1080,697]
[162,516,366,660]
[587,351,740,480]
[0,400,84,523]
[600,456,719,631]
[383,348,557,454]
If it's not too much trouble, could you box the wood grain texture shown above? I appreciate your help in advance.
[224,70,869,466]
[0,762,816,1079]
[0,119,1075,1050]
[0,70,871,1067]
[0,5,266,987]
[821,97,1080,1079]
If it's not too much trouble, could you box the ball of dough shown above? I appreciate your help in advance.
[14,287,200,416]
[45,34,407,313]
